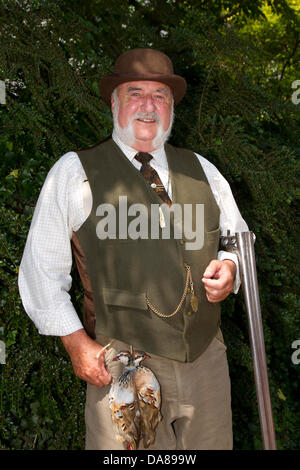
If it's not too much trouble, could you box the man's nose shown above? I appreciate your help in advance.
[141,95,156,112]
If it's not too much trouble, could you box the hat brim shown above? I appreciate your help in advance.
[99,73,187,106]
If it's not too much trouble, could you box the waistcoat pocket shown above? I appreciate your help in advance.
[103,287,147,310]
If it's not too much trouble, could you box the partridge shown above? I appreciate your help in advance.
[108,351,141,450]
[133,352,162,448]
[108,350,162,449]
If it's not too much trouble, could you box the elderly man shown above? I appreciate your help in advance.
[19,48,248,450]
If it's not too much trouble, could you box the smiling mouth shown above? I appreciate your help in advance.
[136,118,157,123]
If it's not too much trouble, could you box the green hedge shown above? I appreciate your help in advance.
[0,0,299,450]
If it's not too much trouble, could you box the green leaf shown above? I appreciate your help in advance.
[277,389,287,401]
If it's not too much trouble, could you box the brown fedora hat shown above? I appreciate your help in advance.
[99,48,187,106]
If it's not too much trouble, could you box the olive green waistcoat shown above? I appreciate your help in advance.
[75,138,221,362]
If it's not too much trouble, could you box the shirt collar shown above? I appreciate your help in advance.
[112,130,168,170]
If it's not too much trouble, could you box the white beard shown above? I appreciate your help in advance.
[112,89,174,150]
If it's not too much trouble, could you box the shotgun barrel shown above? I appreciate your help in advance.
[220,231,277,450]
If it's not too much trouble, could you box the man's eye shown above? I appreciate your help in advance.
[154,95,165,101]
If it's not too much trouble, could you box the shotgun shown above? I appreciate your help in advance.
[220,231,277,450]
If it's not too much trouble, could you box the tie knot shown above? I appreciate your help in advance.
[135,152,153,165]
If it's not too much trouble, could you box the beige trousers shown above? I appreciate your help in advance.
[85,330,233,450]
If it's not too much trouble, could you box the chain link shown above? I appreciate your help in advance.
[146,264,193,318]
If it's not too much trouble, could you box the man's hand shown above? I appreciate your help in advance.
[60,329,112,387]
[202,259,236,303]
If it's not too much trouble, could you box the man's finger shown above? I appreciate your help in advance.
[202,277,226,290]
[96,373,111,387]
[203,260,222,278]
[96,353,112,380]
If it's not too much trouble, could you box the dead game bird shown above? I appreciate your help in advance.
[108,351,140,450]
[133,352,162,448]
[108,350,162,449]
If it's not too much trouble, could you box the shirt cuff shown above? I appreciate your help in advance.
[32,302,84,336]
[217,250,241,294]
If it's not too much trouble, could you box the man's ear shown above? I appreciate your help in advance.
[111,93,115,113]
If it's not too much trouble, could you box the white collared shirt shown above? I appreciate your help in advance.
[18,133,249,336]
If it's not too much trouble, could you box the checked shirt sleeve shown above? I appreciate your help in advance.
[195,153,249,294]
[18,152,87,336]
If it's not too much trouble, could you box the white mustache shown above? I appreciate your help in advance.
[133,112,160,122]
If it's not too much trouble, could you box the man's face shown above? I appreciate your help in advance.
[111,80,173,151]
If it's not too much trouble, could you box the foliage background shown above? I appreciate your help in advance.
[0,0,299,450]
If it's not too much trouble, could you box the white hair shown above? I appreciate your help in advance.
[112,87,174,149]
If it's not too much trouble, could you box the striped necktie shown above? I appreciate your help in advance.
[135,152,172,206]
